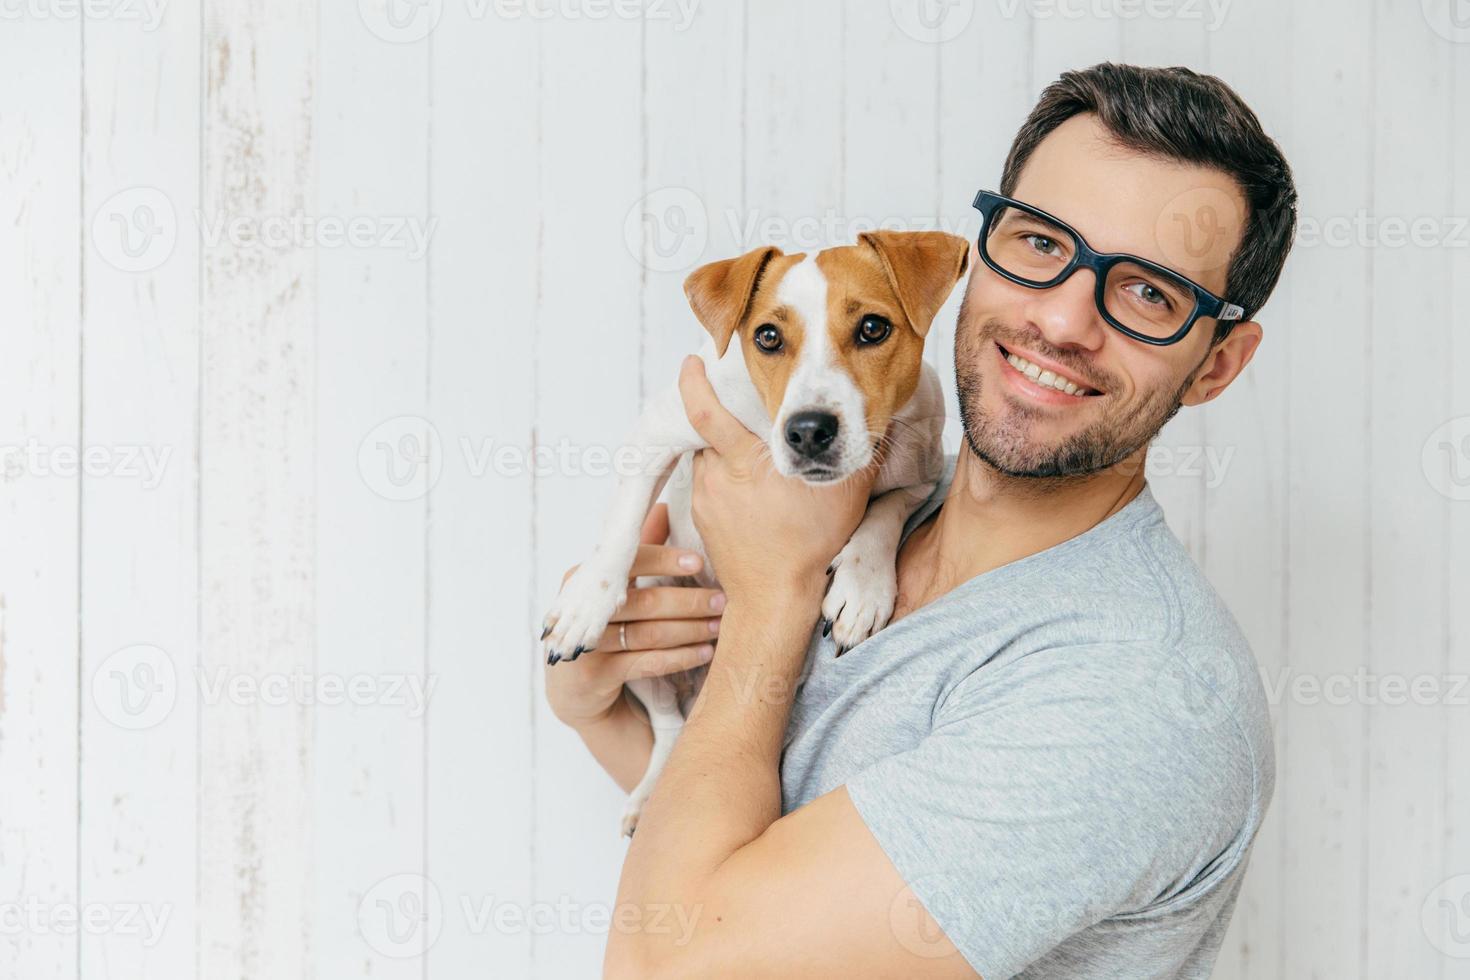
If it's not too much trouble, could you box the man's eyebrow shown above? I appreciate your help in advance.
[998,206,1073,237]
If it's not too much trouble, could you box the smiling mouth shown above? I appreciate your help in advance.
[997,343,1102,397]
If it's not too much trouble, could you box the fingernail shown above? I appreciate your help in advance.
[709,592,726,612]
[707,617,721,634]
[696,644,715,662]
[678,553,701,572]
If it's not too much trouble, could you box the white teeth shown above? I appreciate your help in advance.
[1006,351,1092,397]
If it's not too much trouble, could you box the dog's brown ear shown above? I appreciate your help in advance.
[684,245,782,356]
[859,230,970,338]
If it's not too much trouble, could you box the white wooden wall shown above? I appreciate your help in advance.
[1,1,1467,977]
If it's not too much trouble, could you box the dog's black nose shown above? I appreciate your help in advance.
[784,411,839,458]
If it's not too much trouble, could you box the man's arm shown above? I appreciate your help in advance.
[604,357,975,978]
[606,592,973,979]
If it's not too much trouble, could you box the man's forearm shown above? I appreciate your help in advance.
[608,585,821,967]
[572,695,654,795]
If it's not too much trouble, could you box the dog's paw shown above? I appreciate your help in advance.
[821,545,897,655]
[541,561,627,664]
[619,800,643,838]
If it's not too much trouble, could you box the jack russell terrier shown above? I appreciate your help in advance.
[542,230,970,835]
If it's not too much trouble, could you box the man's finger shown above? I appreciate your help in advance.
[639,502,671,547]
[610,585,726,622]
[594,616,721,654]
[629,543,704,579]
[620,643,717,681]
[678,355,758,456]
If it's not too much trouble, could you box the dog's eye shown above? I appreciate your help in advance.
[753,324,783,352]
[856,314,892,345]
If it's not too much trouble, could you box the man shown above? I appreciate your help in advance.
[545,63,1296,978]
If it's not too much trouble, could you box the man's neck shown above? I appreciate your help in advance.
[893,444,1148,620]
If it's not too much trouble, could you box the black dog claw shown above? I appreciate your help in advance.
[821,619,832,638]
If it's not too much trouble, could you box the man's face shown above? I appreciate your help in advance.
[955,113,1250,478]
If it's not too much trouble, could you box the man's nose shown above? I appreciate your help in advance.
[1022,270,1108,351]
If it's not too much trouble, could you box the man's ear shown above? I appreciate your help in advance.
[1182,321,1264,406]
[858,230,970,337]
[683,245,782,356]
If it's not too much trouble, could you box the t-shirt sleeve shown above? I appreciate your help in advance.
[844,642,1256,980]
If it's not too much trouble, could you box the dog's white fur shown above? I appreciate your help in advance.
[543,253,946,836]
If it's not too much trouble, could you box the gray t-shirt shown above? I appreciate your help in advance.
[780,456,1274,979]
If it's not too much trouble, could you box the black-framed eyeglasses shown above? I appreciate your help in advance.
[972,190,1245,346]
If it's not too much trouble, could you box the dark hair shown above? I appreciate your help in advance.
[1001,63,1297,343]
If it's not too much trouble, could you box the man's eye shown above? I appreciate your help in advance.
[1024,234,1059,255]
[855,314,891,345]
[753,324,783,352]
[1125,282,1171,308]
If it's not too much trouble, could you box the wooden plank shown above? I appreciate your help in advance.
[530,11,646,979]
[424,5,541,977]
[197,2,318,974]
[1439,25,1470,980]
[639,0,746,394]
[1271,4,1375,976]
[77,7,202,980]
[0,19,81,980]
[744,0,845,224]
[312,3,432,977]
[1366,2,1454,975]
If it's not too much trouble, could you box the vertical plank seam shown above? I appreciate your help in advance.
[194,5,207,979]
[1359,0,1379,970]
[423,18,435,980]
[75,12,87,980]
[527,17,546,974]
[638,12,649,408]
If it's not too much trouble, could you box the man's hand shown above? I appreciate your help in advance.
[678,355,875,610]
[544,503,724,731]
